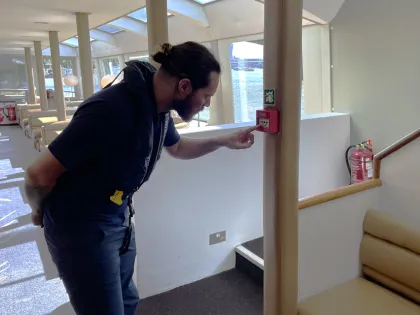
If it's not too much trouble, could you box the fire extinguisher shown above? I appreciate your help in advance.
[3,105,16,122]
[346,140,373,185]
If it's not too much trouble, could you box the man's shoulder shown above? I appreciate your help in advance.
[76,83,133,116]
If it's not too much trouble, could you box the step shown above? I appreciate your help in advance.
[235,237,264,285]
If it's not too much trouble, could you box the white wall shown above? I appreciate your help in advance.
[134,113,350,298]
[298,186,380,301]
[331,0,420,152]
[379,137,420,226]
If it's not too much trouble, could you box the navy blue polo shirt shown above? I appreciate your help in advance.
[44,78,180,226]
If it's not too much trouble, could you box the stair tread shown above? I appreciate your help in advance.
[242,237,264,259]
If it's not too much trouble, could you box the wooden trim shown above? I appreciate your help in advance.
[373,128,420,178]
[298,179,382,210]
[263,0,301,313]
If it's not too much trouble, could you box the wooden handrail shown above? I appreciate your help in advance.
[298,179,382,210]
[373,128,420,178]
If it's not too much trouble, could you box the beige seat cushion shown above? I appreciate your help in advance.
[298,278,420,315]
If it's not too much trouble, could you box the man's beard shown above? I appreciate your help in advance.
[172,95,195,122]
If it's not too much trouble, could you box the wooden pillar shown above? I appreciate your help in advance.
[146,0,169,68]
[263,0,302,314]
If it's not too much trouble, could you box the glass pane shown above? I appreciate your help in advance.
[43,57,79,99]
[128,8,172,22]
[0,55,27,90]
[193,0,218,4]
[62,37,79,47]
[230,40,304,122]
[97,25,122,34]
[61,58,76,98]
[102,57,121,76]
[93,61,100,92]
[193,107,210,122]
[128,55,149,62]
[230,41,264,123]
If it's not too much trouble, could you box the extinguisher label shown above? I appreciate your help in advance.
[366,158,373,178]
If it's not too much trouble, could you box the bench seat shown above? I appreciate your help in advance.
[299,277,420,315]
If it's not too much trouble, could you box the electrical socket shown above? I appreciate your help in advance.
[209,231,226,245]
[259,118,269,128]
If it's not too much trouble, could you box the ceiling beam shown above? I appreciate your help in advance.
[89,29,117,45]
[302,9,327,24]
[254,0,327,24]
[108,17,148,38]
[167,0,210,28]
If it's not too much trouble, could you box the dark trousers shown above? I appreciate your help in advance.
[44,219,139,315]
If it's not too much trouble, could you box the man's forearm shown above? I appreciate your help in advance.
[24,174,53,214]
[168,137,226,160]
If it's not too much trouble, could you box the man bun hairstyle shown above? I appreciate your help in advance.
[151,41,221,90]
[152,43,174,64]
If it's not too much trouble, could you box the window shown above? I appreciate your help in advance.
[192,0,219,4]
[128,7,172,23]
[62,37,95,48]
[97,25,123,34]
[43,57,79,99]
[229,40,304,123]
[0,55,27,90]
[62,37,79,48]
[230,41,263,123]
[102,57,121,76]
[127,55,149,62]
[93,60,100,92]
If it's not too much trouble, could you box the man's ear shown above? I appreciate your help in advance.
[178,78,192,97]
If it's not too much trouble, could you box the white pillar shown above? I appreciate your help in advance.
[72,57,83,99]
[302,25,331,115]
[263,0,302,314]
[146,0,169,68]
[24,47,37,104]
[117,55,125,71]
[76,12,94,98]
[208,40,226,126]
[49,31,66,121]
[34,41,48,110]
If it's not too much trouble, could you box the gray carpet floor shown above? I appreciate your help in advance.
[136,269,263,315]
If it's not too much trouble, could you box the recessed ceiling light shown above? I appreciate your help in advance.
[34,22,49,25]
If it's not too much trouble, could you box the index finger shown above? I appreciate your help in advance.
[243,125,261,133]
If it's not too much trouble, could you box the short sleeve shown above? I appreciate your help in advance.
[164,116,181,147]
[48,101,110,171]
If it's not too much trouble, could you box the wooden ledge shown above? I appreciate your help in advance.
[298,179,382,210]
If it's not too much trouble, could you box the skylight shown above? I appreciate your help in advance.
[97,25,123,34]
[192,0,218,4]
[62,37,79,47]
[62,37,95,47]
[128,7,172,23]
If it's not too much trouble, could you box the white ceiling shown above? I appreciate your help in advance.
[0,0,148,50]
[0,0,345,54]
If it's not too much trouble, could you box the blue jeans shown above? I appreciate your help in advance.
[44,215,139,315]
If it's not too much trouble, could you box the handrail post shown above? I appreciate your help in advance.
[263,0,302,314]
